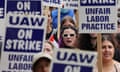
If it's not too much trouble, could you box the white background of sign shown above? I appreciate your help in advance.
[0,14,47,72]
[62,0,78,9]
[50,48,97,72]
[42,0,62,7]
[79,1,117,33]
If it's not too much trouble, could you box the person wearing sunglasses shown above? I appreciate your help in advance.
[59,26,79,49]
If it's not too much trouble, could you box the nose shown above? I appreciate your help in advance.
[42,67,48,72]
[104,47,109,51]
[67,35,71,38]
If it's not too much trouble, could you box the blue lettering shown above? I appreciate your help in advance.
[8,63,12,69]
[82,23,88,29]
[9,15,44,26]
[68,53,77,62]
[81,23,115,30]
[57,51,95,63]
[85,8,111,14]
[79,54,94,63]
[8,54,20,61]
[31,17,44,26]
[13,63,17,69]
[21,17,29,25]
[9,16,19,25]
[8,62,32,70]
[87,16,109,22]
[57,51,67,61]
[8,54,33,62]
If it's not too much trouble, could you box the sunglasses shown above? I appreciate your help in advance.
[63,34,75,37]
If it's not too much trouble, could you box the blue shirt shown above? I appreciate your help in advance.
[52,8,74,29]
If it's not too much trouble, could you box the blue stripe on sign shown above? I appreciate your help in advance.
[0,0,4,18]
[0,0,4,7]
[52,63,93,72]
[4,27,44,53]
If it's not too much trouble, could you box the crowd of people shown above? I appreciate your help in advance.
[32,7,120,72]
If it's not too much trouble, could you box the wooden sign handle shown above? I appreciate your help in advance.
[97,33,103,72]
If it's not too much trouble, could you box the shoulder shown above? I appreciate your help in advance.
[114,60,120,65]
[114,60,120,71]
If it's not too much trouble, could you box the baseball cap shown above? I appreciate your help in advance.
[32,52,52,67]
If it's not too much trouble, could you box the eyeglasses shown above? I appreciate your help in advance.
[63,34,75,37]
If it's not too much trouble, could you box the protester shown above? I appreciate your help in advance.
[44,9,58,48]
[60,15,76,29]
[43,40,54,56]
[45,10,57,40]
[32,52,52,72]
[59,26,79,48]
[52,8,75,29]
[94,34,120,72]
[105,34,120,62]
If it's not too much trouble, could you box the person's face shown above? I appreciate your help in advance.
[62,28,77,47]
[47,11,52,26]
[102,40,114,62]
[34,58,50,72]
[44,42,53,56]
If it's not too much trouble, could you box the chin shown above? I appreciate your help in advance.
[103,58,112,61]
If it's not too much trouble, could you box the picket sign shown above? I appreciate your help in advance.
[50,48,97,72]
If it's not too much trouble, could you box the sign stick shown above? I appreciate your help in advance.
[97,33,103,72]
[75,9,79,28]
[57,8,61,40]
